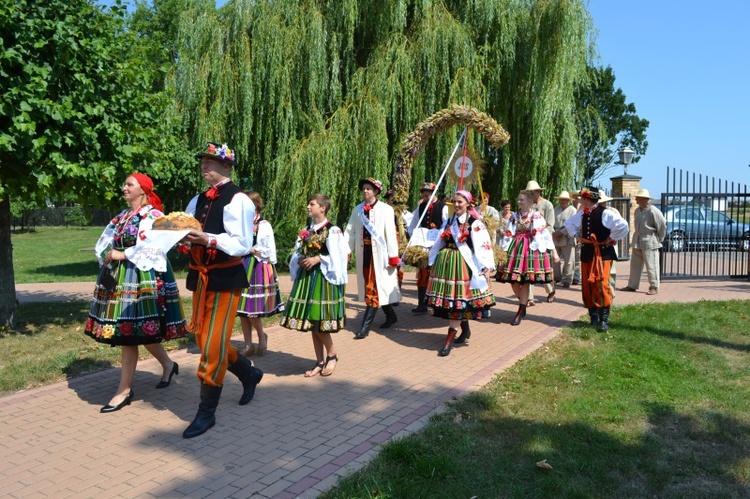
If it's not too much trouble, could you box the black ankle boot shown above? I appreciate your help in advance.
[227,355,263,405]
[183,384,222,438]
[380,304,398,328]
[412,287,428,313]
[454,321,471,344]
[438,328,458,357]
[589,308,600,327]
[511,304,527,326]
[598,307,610,332]
[355,306,377,339]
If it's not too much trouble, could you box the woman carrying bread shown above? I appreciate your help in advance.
[236,191,284,356]
[84,173,187,413]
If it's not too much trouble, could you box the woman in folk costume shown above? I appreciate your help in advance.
[236,191,284,357]
[496,190,559,326]
[281,194,349,376]
[344,178,402,339]
[426,190,495,357]
[85,173,186,413]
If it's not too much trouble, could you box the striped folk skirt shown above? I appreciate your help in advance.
[85,260,187,346]
[237,256,284,318]
[426,247,495,320]
[279,266,346,333]
[496,233,553,284]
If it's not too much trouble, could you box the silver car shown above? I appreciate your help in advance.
[663,205,750,252]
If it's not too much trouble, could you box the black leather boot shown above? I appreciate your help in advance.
[227,355,263,405]
[454,320,471,344]
[183,383,222,438]
[589,308,600,328]
[438,327,458,356]
[598,307,610,332]
[412,287,428,313]
[355,306,377,339]
[380,304,398,328]
[510,304,527,326]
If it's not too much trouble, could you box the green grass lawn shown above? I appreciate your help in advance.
[12,226,191,283]
[323,300,750,498]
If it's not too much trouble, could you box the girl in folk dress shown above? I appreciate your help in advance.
[237,192,284,356]
[85,173,186,413]
[496,190,559,326]
[280,194,349,377]
[426,190,495,357]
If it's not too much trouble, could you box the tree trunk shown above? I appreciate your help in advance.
[0,197,18,328]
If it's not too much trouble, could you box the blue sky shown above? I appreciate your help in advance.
[588,0,750,195]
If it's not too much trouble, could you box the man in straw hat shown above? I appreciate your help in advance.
[526,180,557,303]
[407,182,448,313]
[621,188,666,295]
[552,191,577,288]
[564,187,629,332]
[181,142,263,438]
[598,190,621,298]
[345,178,402,338]
[570,190,582,285]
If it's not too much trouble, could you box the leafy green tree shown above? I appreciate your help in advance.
[0,0,179,327]
[574,65,649,187]
[170,0,595,240]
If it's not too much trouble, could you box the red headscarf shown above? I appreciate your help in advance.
[130,172,164,212]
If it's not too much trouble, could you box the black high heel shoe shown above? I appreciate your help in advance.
[156,362,179,389]
[510,304,527,326]
[100,389,134,413]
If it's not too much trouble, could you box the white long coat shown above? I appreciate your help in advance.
[345,201,402,305]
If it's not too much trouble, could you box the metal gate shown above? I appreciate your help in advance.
[660,167,749,280]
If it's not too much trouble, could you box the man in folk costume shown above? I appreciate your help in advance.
[552,190,577,288]
[345,178,402,339]
[181,142,263,438]
[407,182,448,313]
[597,191,621,298]
[564,187,629,332]
[526,180,557,303]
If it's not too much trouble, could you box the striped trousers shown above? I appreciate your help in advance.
[193,289,242,387]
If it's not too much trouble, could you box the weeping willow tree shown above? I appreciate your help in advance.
[168,0,594,254]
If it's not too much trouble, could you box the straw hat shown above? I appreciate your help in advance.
[597,190,613,204]
[525,180,543,191]
[557,190,571,200]
[634,188,654,199]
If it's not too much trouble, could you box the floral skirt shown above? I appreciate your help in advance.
[237,256,284,318]
[85,260,187,346]
[496,234,553,284]
[279,266,345,332]
[426,247,495,320]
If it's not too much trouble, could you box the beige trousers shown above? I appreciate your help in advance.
[627,247,660,290]
[554,243,575,285]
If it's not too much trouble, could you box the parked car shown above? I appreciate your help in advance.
[662,205,750,252]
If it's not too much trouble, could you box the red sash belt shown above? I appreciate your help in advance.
[580,235,610,284]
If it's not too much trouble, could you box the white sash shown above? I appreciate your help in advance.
[359,207,389,267]
[450,217,488,291]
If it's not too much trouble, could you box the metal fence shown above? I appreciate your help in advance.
[660,167,749,280]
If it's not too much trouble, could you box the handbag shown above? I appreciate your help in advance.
[100,262,120,293]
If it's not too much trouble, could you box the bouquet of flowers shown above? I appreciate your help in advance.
[297,227,329,256]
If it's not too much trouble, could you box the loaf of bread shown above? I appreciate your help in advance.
[152,212,202,231]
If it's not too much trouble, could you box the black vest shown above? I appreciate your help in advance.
[186,182,250,291]
[581,205,617,262]
[417,200,445,229]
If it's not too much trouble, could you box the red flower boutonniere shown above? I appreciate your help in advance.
[458,230,470,243]
[440,229,452,240]
[583,208,591,215]
[177,244,189,254]
[505,230,512,237]
[206,187,219,200]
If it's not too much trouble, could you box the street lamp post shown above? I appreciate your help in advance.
[618,146,635,175]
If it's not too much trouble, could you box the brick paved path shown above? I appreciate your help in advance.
[5,267,749,498]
